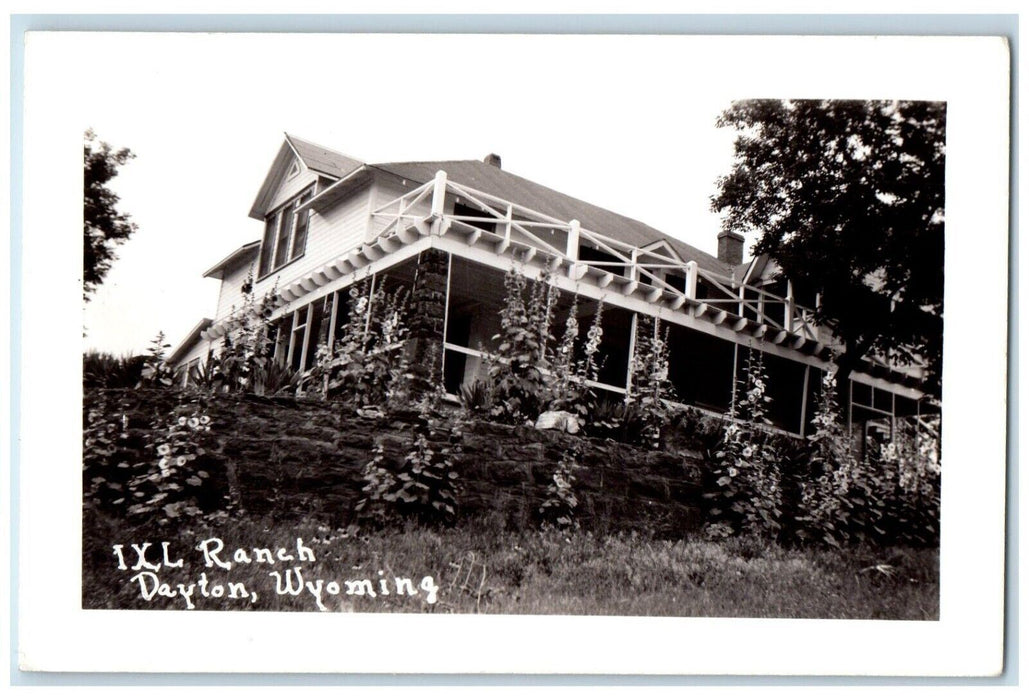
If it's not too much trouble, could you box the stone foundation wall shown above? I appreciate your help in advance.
[87,389,708,535]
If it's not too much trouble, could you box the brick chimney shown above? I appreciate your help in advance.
[483,153,502,168]
[717,231,745,266]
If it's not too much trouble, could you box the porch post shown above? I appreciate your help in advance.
[799,364,811,437]
[785,280,796,333]
[566,219,580,278]
[624,312,639,398]
[730,341,740,412]
[408,248,451,396]
[327,291,340,348]
[299,304,313,372]
[684,260,698,299]
[441,252,453,377]
[430,170,448,220]
[364,273,377,337]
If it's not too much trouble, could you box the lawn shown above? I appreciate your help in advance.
[83,509,938,619]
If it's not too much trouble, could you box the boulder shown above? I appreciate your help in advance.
[534,410,581,434]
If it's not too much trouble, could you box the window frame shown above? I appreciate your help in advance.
[256,185,315,281]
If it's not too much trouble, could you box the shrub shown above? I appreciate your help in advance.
[83,392,142,511]
[548,295,584,414]
[83,351,145,388]
[307,278,412,410]
[539,447,583,528]
[625,316,676,448]
[83,390,228,523]
[186,356,220,392]
[794,368,857,546]
[488,265,558,424]
[548,297,607,427]
[790,369,941,547]
[253,358,301,397]
[586,395,646,443]
[138,331,176,388]
[215,270,279,393]
[458,377,493,415]
[666,406,725,455]
[704,346,783,538]
[127,398,224,522]
[356,379,463,526]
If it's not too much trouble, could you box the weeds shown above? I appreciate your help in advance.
[82,511,938,618]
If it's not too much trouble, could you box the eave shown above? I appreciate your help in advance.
[168,318,213,365]
[248,141,296,220]
[298,166,374,214]
[202,241,260,280]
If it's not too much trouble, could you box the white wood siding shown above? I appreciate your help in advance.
[178,338,215,368]
[267,162,319,213]
[214,264,255,321]
[212,181,377,324]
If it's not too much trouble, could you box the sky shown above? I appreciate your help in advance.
[50,33,743,356]
[23,31,980,357]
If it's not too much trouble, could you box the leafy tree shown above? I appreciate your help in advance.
[712,100,945,395]
[84,129,137,300]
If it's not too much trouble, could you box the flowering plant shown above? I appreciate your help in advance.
[356,379,462,525]
[307,278,412,410]
[488,265,558,424]
[704,347,782,537]
[124,398,221,523]
[625,316,675,449]
[539,447,583,528]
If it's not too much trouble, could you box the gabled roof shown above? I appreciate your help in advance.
[203,240,260,280]
[286,134,364,179]
[244,135,735,274]
[739,253,778,285]
[248,134,364,220]
[370,159,732,275]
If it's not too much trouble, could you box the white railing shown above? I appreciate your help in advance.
[371,170,821,342]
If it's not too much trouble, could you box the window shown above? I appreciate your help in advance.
[258,187,314,277]
[290,190,313,262]
[258,217,277,278]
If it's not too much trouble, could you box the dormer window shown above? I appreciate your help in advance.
[258,187,314,278]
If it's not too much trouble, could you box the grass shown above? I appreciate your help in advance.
[83,509,938,619]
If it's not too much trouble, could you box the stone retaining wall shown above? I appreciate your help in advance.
[87,389,708,535]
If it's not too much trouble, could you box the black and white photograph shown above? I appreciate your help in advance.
[15,29,1009,676]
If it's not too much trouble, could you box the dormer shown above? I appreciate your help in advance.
[249,134,365,279]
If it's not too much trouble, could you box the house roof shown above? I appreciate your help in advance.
[285,134,364,179]
[370,159,733,275]
[248,134,364,219]
[740,253,778,284]
[243,135,736,275]
[202,240,260,279]
[168,318,213,365]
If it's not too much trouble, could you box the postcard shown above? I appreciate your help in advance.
[15,31,1009,676]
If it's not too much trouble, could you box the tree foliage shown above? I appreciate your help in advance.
[711,100,945,394]
[84,129,137,300]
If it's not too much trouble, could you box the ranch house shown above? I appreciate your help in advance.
[169,135,934,440]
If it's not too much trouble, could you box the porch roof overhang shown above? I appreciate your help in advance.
[202,172,929,397]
